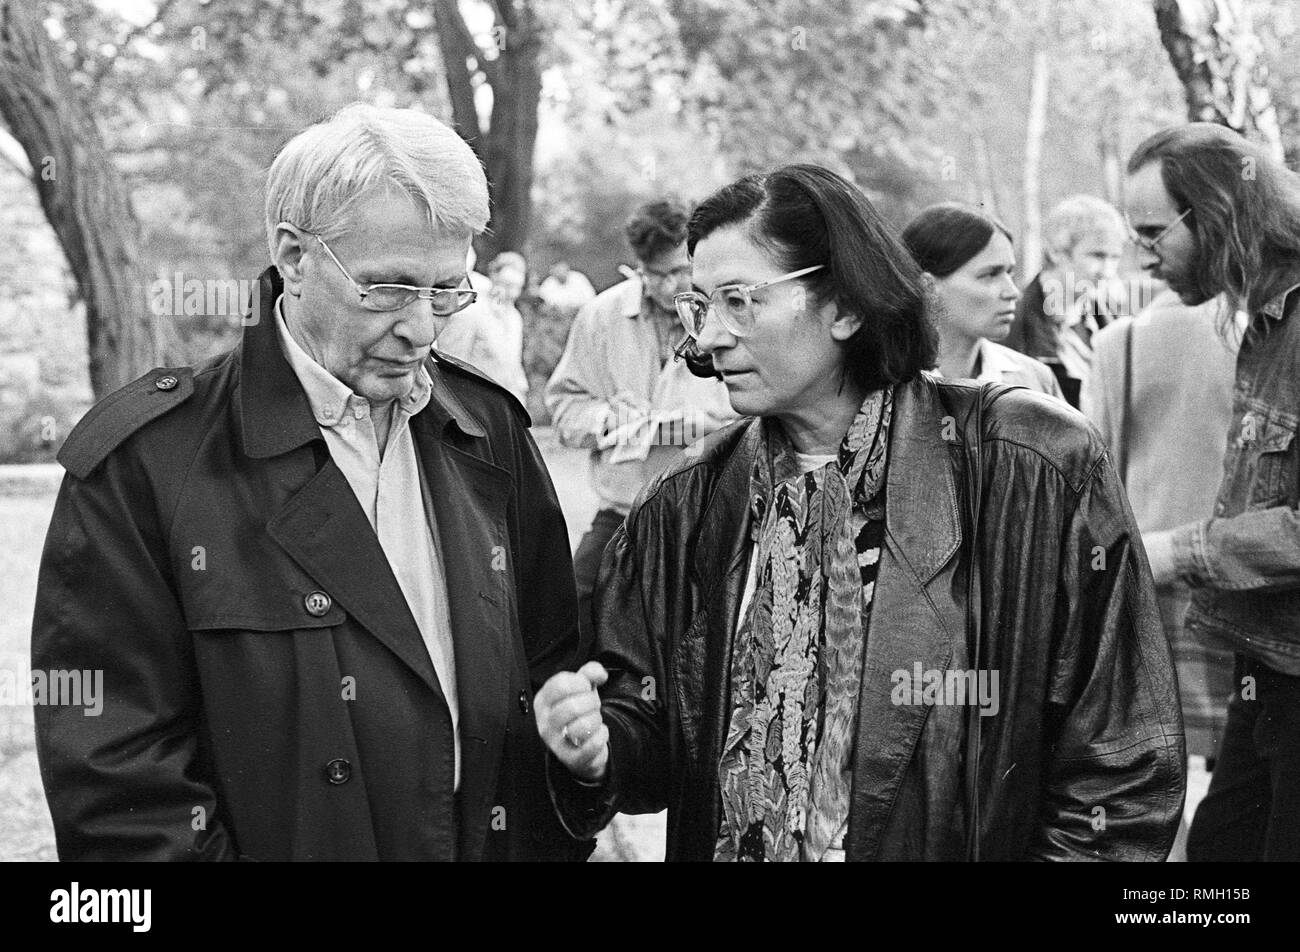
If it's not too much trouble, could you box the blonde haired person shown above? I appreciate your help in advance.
[1007,195,1127,407]
[437,251,530,404]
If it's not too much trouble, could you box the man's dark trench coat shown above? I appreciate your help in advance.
[31,267,589,861]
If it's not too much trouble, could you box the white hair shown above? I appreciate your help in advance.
[1043,194,1125,257]
[264,102,489,259]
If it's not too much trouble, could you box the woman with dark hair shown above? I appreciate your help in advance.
[535,164,1184,861]
[902,203,1062,398]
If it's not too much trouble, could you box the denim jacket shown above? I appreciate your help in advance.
[1172,280,1300,674]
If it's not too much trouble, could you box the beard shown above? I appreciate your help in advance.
[1162,251,1218,306]
[1175,286,1215,306]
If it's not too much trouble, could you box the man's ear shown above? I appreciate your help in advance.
[272,223,308,296]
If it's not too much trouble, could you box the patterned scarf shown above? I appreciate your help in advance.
[715,387,893,862]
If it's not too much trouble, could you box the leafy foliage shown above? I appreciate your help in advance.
[0,0,1283,416]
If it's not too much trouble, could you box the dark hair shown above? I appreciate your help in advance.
[901,203,1013,277]
[1128,123,1300,318]
[625,199,690,263]
[687,164,937,392]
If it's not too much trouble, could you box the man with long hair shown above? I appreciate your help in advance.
[1126,123,1300,861]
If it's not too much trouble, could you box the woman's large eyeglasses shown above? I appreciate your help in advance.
[673,265,825,339]
[296,228,479,315]
[1125,208,1190,253]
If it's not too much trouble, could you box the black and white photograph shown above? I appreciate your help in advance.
[0,0,1291,928]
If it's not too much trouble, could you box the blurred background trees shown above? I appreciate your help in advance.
[1154,0,1284,160]
[1,0,1297,452]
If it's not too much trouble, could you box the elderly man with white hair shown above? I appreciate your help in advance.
[31,104,588,861]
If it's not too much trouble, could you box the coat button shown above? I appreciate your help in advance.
[518,690,530,715]
[325,758,351,785]
[155,374,178,391]
[304,590,332,617]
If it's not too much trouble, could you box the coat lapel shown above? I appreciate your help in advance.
[845,374,966,860]
[674,387,969,857]
[266,459,445,700]
[411,367,514,862]
[239,271,516,858]
[244,266,446,700]
[678,422,760,765]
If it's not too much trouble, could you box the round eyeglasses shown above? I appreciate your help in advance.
[673,265,825,339]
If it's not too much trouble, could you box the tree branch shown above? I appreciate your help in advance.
[432,0,488,141]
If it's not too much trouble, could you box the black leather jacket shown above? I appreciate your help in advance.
[553,373,1185,860]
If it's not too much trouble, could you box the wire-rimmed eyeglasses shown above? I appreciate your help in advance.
[1125,208,1191,254]
[293,227,479,315]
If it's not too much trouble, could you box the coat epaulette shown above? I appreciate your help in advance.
[430,350,530,423]
[58,367,196,479]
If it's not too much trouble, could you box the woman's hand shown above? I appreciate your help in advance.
[534,661,610,783]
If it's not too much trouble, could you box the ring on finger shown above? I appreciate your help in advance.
[562,724,586,748]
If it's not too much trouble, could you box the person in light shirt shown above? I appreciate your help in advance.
[901,203,1063,399]
[545,199,736,647]
[539,261,597,312]
[437,250,530,404]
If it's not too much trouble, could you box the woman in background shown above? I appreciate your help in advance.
[902,203,1063,399]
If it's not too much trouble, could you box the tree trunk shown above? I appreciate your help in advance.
[1098,98,1123,207]
[481,21,542,260]
[430,0,544,264]
[970,127,1003,219]
[0,0,168,400]
[431,0,484,147]
[1153,0,1285,162]
[1022,44,1050,280]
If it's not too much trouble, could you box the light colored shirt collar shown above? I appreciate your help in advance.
[615,275,643,319]
[615,273,677,323]
[274,295,431,428]
[976,338,1018,381]
[930,339,1003,382]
